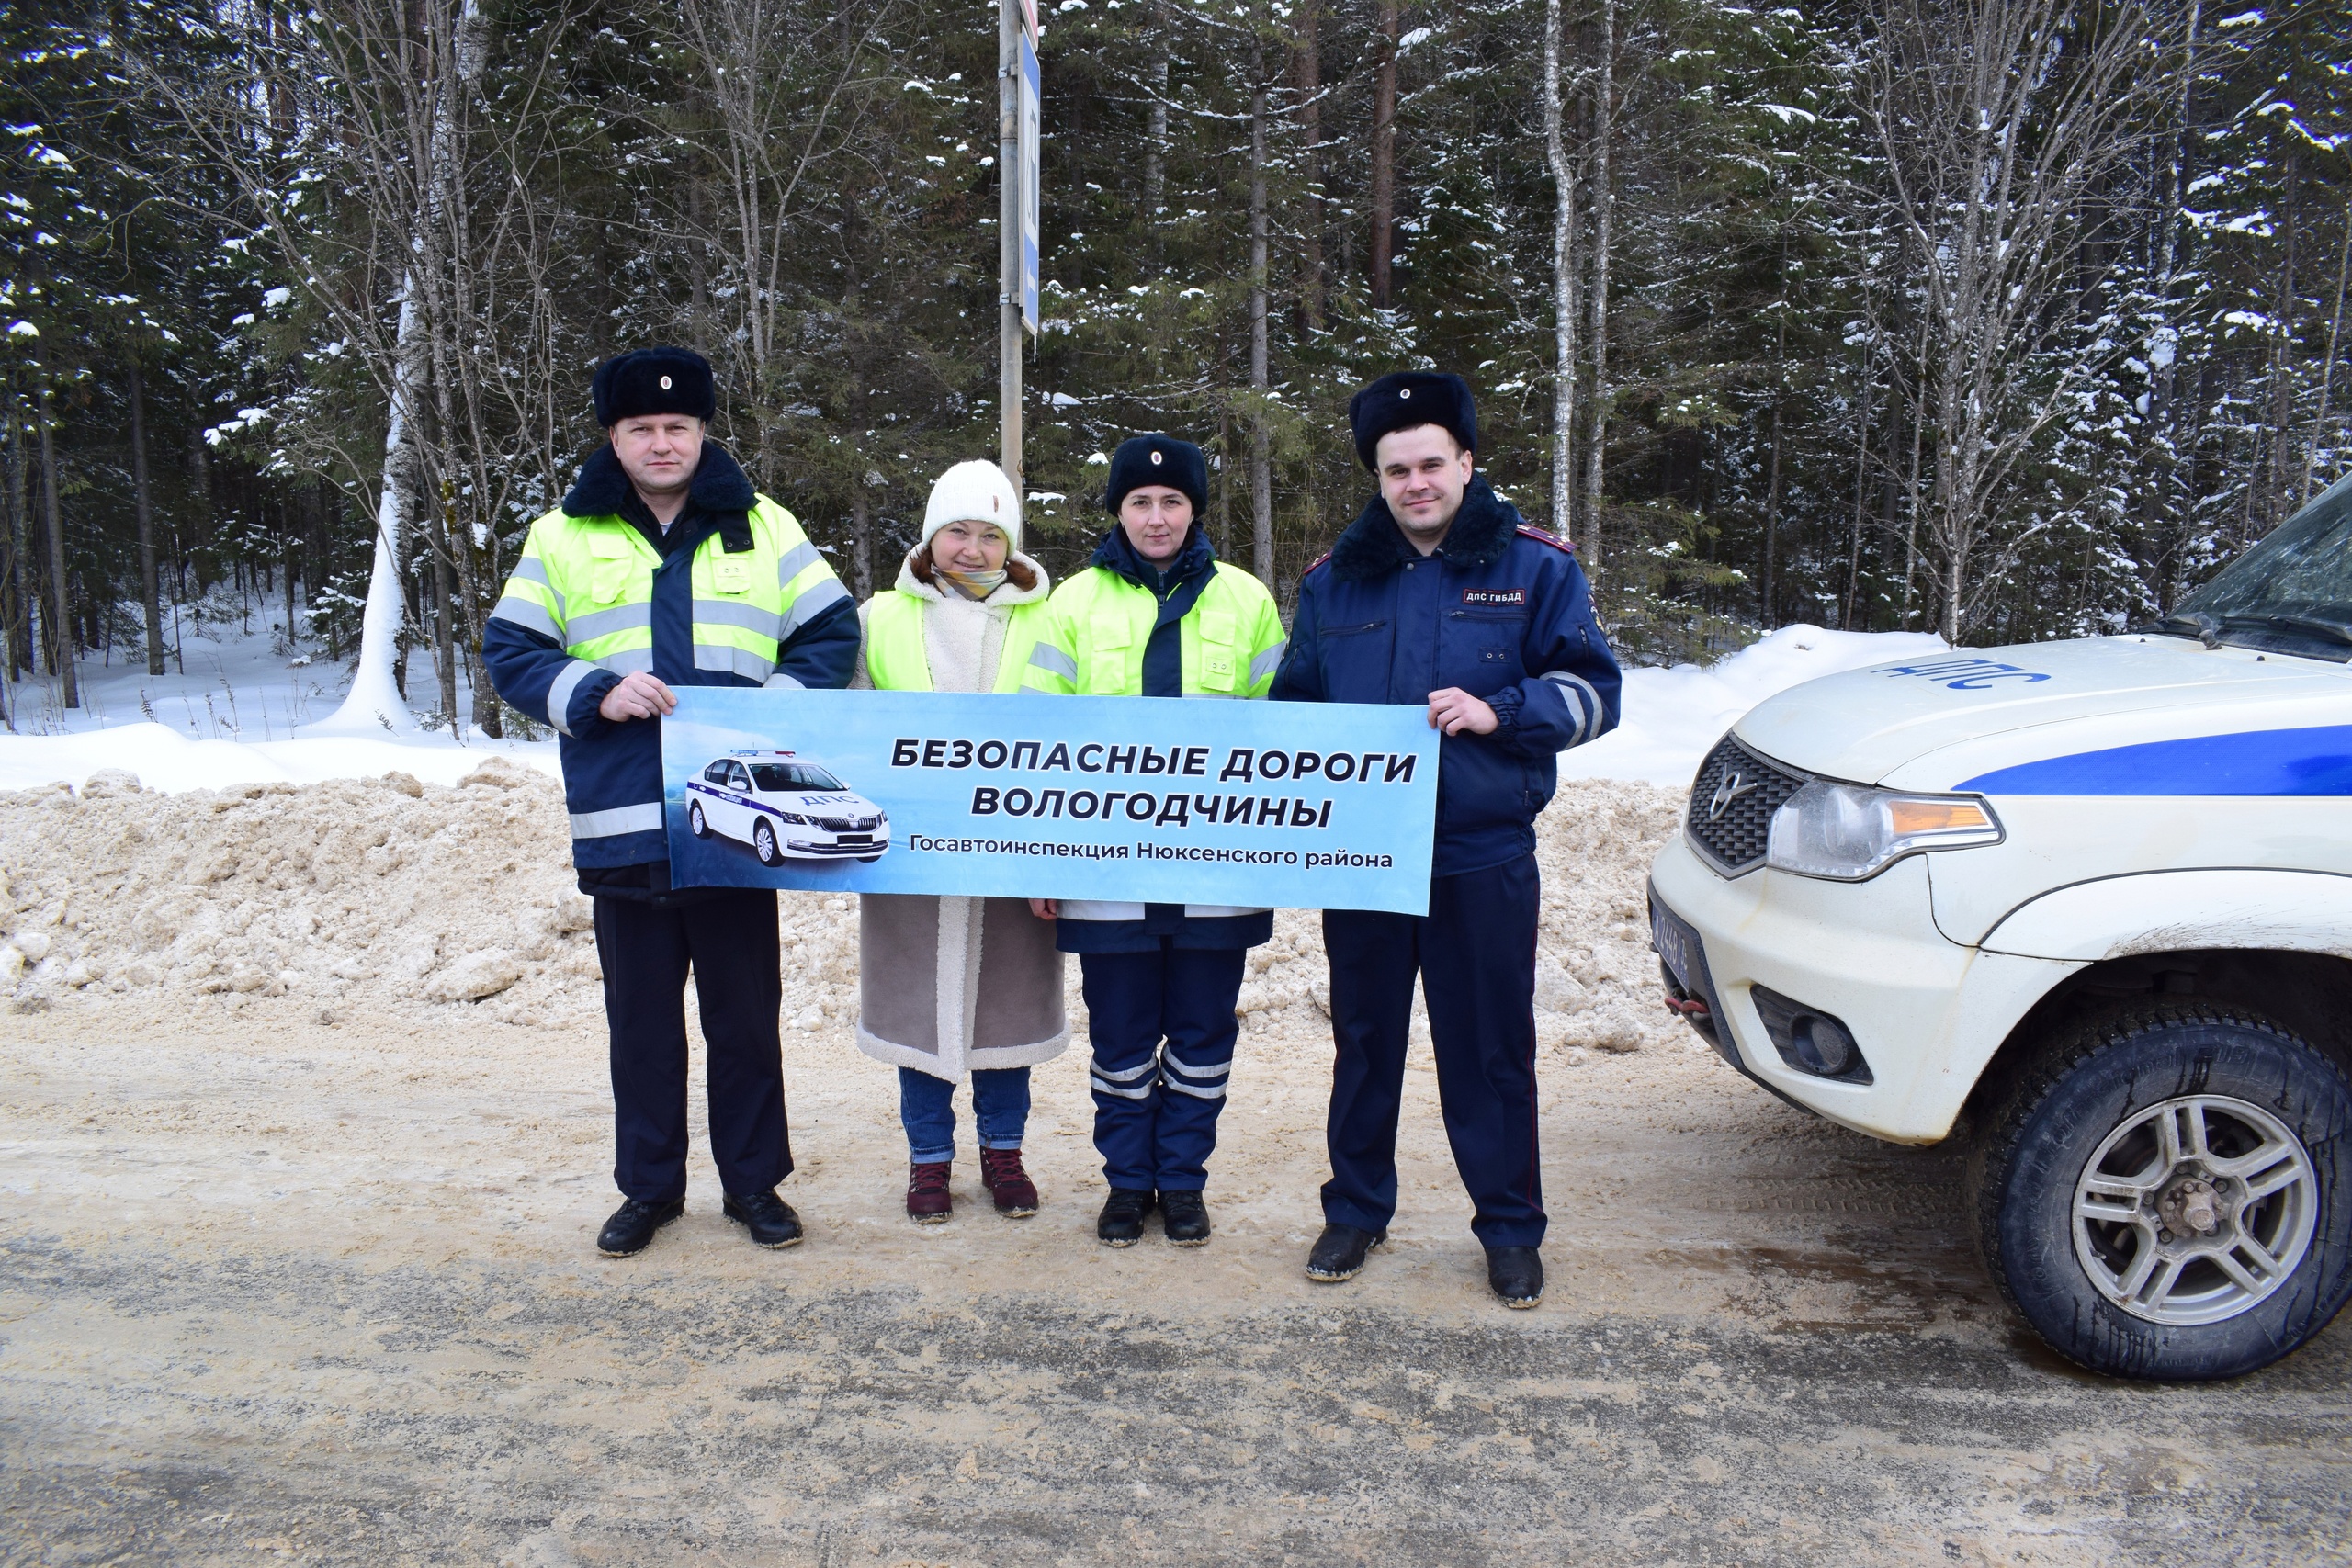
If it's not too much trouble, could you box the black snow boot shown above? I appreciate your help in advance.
[1159,1189,1211,1247]
[1097,1188,1155,1247]
[1305,1223,1385,1283]
[1486,1245,1544,1309]
[598,1197,684,1257]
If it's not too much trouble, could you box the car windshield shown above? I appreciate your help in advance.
[749,763,843,792]
[2151,475,2352,662]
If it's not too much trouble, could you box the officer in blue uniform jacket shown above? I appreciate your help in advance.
[481,347,859,1259]
[1272,371,1622,1308]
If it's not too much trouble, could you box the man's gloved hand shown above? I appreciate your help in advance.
[599,671,677,723]
[1426,686,1498,737]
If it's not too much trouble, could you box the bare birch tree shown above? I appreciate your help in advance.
[1866,0,2188,641]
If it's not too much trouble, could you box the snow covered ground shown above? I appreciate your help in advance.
[0,614,1943,795]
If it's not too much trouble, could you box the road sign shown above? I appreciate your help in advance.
[1019,32,1041,334]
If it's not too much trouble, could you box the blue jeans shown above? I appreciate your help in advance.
[899,1066,1032,1165]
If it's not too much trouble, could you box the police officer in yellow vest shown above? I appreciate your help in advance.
[1019,434,1287,1248]
[851,460,1069,1226]
[482,346,858,1258]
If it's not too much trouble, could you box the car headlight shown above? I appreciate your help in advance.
[876,809,888,826]
[1765,781,2002,881]
[775,811,808,825]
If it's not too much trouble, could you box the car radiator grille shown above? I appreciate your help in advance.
[816,815,878,832]
[1685,733,1808,876]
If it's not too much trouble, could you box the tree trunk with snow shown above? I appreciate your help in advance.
[1579,0,1614,581]
[128,358,165,677]
[1249,49,1274,589]
[1544,0,1577,542]
[37,387,75,707]
[317,288,419,735]
[1370,0,1397,309]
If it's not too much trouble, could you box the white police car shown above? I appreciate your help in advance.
[685,750,889,864]
[1648,474,2352,1381]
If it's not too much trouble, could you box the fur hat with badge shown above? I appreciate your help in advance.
[1348,370,1476,471]
[592,345,718,427]
[922,459,1023,548]
[1102,434,1209,515]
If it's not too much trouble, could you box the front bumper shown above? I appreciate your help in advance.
[1648,832,2077,1144]
[784,831,890,858]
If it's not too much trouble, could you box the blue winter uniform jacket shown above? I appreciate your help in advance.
[480,445,860,886]
[1271,478,1622,877]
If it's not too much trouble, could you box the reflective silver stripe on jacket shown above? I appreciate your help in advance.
[774,539,823,588]
[567,602,654,642]
[509,555,560,594]
[490,595,562,641]
[569,802,666,839]
[595,647,656,675]
[695,642,778,682]
[543,658,599,738]
[1026,642,1079,681]
[1249,641,1287,685]
[695,598,788,641]
[1540,669,1603,746]
[777,575,853,637]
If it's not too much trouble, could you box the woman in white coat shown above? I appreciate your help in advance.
[853,461,1067,1222]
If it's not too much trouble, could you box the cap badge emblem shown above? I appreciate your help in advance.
[1149,451,1163,465]
[1398,388,1412,400]
[660,375,673,389]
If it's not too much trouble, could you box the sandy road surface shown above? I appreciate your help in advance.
[0,777,2346,1565]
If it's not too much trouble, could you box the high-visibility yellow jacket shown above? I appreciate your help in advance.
[863,573,1056,694]
[1017,525,1283,951]
[481,444,857,868]
[1019,530,1285,699]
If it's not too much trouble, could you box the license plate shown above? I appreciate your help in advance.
[1651,903,1694,991]
[837,834,872,845]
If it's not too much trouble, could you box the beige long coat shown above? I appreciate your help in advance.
[851,549,1069,1080]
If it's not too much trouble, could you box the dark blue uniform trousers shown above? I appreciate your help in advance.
[1320,853,1545,1248]
[1080,942,1246,1192]
[594,887,792,1203]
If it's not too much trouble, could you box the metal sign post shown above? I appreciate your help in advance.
[1019,7,1041,334]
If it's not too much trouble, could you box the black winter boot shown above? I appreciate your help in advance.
[723,1189,805,1248]
[1305,1223,1385,1282]
[598,1197,684,1257]
[1486,1245,1544,1308]
[1159,1189,1211,1246]
[1097,1188,1155,1247]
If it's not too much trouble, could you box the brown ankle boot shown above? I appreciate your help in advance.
[979,1147,1039,1217]
[906,1161,953,1224]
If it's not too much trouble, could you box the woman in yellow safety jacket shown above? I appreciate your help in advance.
[853,460,1067,1224]
[1018,434,1287,1250]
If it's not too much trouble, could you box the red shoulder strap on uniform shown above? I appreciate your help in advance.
[1303,549,1334,575]
[1516,525,1576,555]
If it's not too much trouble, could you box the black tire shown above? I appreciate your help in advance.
[857,854,882,863]
[1971,1002,2352,1381]
[753,820,782,867]
[688,802,709,839]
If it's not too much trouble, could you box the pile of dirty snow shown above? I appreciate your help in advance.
[0,763,1692,1059]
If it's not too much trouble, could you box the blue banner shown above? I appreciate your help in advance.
[661,689,1438,914]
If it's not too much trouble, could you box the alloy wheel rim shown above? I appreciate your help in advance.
[2071,1093,2318,1326]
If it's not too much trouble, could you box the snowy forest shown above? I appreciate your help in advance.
[3,0,2347,736]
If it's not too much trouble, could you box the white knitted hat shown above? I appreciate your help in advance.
[922,460,1022,548]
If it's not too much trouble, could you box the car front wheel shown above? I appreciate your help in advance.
[752,819,782,866]
[1972,1003,2352,1381]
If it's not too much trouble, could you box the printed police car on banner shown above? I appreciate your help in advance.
[660,688,1441,913]
[684,750,889,865]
